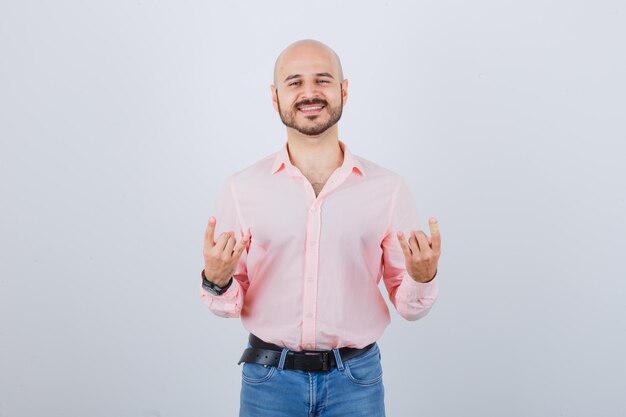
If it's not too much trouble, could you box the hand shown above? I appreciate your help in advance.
[396,217,441,283]
[203,217,251,287]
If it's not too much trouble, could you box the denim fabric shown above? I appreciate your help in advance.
[239,342,385,417]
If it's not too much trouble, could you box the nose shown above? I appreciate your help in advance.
[299,80,322,100]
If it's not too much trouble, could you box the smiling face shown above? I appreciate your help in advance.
[272,40,348,137]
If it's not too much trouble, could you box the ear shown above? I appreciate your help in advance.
[271,84,279,112]
[341,79,349,106]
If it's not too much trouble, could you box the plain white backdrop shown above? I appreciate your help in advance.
[1,0,625,416]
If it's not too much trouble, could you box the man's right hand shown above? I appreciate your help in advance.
[203,217,251,287]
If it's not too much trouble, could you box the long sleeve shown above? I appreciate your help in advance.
[381,178,439,321]
[200,178,250,318]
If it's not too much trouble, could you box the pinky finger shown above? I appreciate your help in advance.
[233,233,250,258]
[396,231,413,258]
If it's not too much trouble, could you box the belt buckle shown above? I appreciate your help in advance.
[307,351,328,371]
[301,350,329,371]
[320,351,329,371]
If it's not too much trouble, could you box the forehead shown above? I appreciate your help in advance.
[276,47,339,80]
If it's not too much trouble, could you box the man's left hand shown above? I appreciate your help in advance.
[396,217,441,283]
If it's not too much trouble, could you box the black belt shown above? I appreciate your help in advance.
[238,334,375,372]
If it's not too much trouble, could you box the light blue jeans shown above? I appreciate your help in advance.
[239,342,385,417]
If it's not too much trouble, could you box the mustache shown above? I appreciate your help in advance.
[294,98,328,108]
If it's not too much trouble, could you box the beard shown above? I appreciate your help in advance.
[276,88,344,136]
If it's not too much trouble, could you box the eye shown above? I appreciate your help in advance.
[288,81,301,87]
[318,79,330,84]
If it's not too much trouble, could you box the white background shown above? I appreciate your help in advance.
[1,0,625,416]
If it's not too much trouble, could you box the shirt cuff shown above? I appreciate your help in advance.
[201,276,240,299]
[401,272,439,299]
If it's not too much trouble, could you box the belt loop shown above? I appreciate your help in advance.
[277,347,289,370]
[332,348,344,371]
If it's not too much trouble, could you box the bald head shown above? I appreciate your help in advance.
[273,39,344,85]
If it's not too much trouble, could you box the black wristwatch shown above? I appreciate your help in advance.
[201,269,233,296]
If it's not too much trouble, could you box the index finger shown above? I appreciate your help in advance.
[428,217,441,252]
[204,217,216,249]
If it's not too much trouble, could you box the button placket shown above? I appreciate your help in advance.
[301,199,322,350]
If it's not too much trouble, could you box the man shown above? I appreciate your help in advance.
[201,39,441,417]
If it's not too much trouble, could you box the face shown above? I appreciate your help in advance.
[272,45,348,136]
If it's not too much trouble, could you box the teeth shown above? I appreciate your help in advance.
[300,106,323,111]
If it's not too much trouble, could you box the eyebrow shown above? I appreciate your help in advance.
[283,72,335,83]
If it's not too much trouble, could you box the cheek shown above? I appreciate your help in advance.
[325,90,341,102]
[278,93,295,109]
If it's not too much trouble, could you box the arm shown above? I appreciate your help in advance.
[200,178,250,318]
[381,178,439,321]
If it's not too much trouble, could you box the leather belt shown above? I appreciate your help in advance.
[237,333,375,372]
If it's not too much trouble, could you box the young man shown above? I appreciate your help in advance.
[201,39,441,417]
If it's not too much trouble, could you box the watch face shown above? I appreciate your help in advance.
[202,285,216,295]
[202,280,222,295]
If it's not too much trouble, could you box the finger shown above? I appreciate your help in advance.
[215,231,232,251]
[408,231,421,253]
[204,217,216,248]
[233,231,251,260]
[224,232,237,255]
[429,217,441,253]
[396,231,413,258]
[428,217,440,236]
[415,231,431,254]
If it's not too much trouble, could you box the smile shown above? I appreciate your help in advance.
[297,105,325,115]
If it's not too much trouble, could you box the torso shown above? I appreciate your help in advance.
[310,180,326,197]
[303,169,333,197]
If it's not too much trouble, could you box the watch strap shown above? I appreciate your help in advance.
[201,269,233,296]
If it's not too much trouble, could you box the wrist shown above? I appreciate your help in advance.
[202,269,232,288]
[411,269,437,283]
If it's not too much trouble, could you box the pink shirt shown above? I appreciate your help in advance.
[200,140,439,351]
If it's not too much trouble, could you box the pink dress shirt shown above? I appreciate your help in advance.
[200,140,438,351]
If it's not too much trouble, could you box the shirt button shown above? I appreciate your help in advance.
[310,206,316,211]
[307,276,314,282]
[306,313,313,318]
[309,240,317,247]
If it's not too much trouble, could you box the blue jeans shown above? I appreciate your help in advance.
[239,342,385,417]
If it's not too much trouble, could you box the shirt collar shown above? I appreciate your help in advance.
[270,139,365,178]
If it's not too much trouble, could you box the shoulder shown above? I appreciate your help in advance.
[351,152,406,188]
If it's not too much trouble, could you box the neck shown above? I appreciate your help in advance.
[285,125,343,174]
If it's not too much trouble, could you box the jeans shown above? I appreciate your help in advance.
[239,341,385,417]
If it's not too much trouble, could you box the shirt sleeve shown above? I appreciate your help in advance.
[200,178,249,318]
[381,177,439,321]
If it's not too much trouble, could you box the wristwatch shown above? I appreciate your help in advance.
[201,269,233,296]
